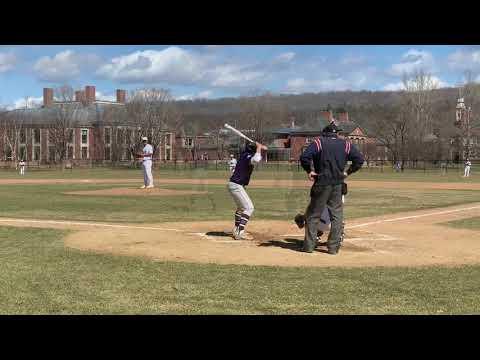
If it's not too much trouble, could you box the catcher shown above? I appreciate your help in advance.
[294,182,348,246]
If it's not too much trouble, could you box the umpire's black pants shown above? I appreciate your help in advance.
[304,183,344,253]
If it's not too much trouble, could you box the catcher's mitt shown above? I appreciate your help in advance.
[342,182,348,196]
[294,213,306,229]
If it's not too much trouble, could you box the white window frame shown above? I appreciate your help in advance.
[31,128,41,161]
[81,128,89,159]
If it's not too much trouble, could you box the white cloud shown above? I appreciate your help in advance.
[204,45,225,50]
[197,90,212,98]
[97,47,266,89]
[176,90,213,101]
[285,70,371,93]
[341,54,367,66]
[96,91,116,102]
[97,47,206,85]
[382,81,405,91]
[447,49,480,71]
[275,52,295,62]
[208,64,264,87]
[382,75,450,91]
[390,49,435,76]
[6,96,43,110]
[33,50,101,82]
[0,52,17,73]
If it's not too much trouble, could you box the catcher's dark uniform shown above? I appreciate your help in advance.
[300,130,364,254]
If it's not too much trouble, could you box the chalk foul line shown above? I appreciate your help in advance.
[0,218,182,232]
[281,205,480,236]
[347,205,480,229]
[0,204,479,238]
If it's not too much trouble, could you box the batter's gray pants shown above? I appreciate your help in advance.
[227,182,254,216]
[304,183,344,253]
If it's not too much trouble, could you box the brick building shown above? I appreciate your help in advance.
[268,109,386,162]
[0,85,181,166]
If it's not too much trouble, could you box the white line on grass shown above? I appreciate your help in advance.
[347,205,480,229]
[280,205,480,236]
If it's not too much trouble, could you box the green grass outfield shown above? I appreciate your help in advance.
[1,226,480,314]
[442,217,480,230]
[1,167,480,314]
[0,182,479,223]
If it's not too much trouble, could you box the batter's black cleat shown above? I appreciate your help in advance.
[294,213,306,229]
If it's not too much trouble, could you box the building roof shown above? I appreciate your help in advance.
[270,117,367,137]
[4,103,135,127]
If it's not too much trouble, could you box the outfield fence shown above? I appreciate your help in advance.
[1,159,478,175]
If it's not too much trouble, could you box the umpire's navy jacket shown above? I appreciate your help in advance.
[300,132,365,185]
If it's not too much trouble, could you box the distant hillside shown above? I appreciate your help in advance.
[177,87,461,135]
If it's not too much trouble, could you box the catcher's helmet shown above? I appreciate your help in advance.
[245,142,256,154]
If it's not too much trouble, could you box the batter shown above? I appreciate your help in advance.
[227,142,265,240]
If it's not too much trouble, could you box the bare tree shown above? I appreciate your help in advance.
[0,109,25,166]
[47,85,80,167]
[372,105,410,168]
[238,92,289,146]
[101,106,128,164]
[125,88,183,161]
[401,70,439,157]
[455,70,480,160]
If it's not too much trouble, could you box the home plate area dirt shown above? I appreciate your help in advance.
[59,202,480,268]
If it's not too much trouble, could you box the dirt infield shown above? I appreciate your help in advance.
[1,202,479,268]
[2,177,480,191]
[65,187,208,197]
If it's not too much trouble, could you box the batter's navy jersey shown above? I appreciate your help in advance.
[229,151,258,186]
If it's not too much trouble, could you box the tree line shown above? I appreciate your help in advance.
[1,70,479,166]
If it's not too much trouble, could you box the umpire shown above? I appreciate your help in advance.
[299,122,364,254]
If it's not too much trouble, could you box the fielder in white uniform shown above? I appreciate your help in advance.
[464,159,471,177]
[19,159,26,176]
[228,154,237,173]
[140,137,154,189]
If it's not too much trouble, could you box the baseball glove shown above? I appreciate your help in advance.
[294,213,306,229]
[342,182,348,196]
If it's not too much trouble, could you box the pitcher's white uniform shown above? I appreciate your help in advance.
[141,142,154,188]
[19,160,26,175]
[464,160,471,177]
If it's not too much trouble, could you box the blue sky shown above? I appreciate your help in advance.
[1,45,479,109]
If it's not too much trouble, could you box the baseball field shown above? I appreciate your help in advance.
[1,166,480,314]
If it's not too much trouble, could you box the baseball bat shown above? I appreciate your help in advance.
[224,124,268,149]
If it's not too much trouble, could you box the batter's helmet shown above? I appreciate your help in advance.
[245,142,257,154]
[322,122,343,134]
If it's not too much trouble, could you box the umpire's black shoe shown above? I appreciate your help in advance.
[327,247,340,255]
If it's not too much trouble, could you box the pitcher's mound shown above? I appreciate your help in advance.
[65,187,208,197]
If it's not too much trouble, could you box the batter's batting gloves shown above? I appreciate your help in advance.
[294,213,306,229]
